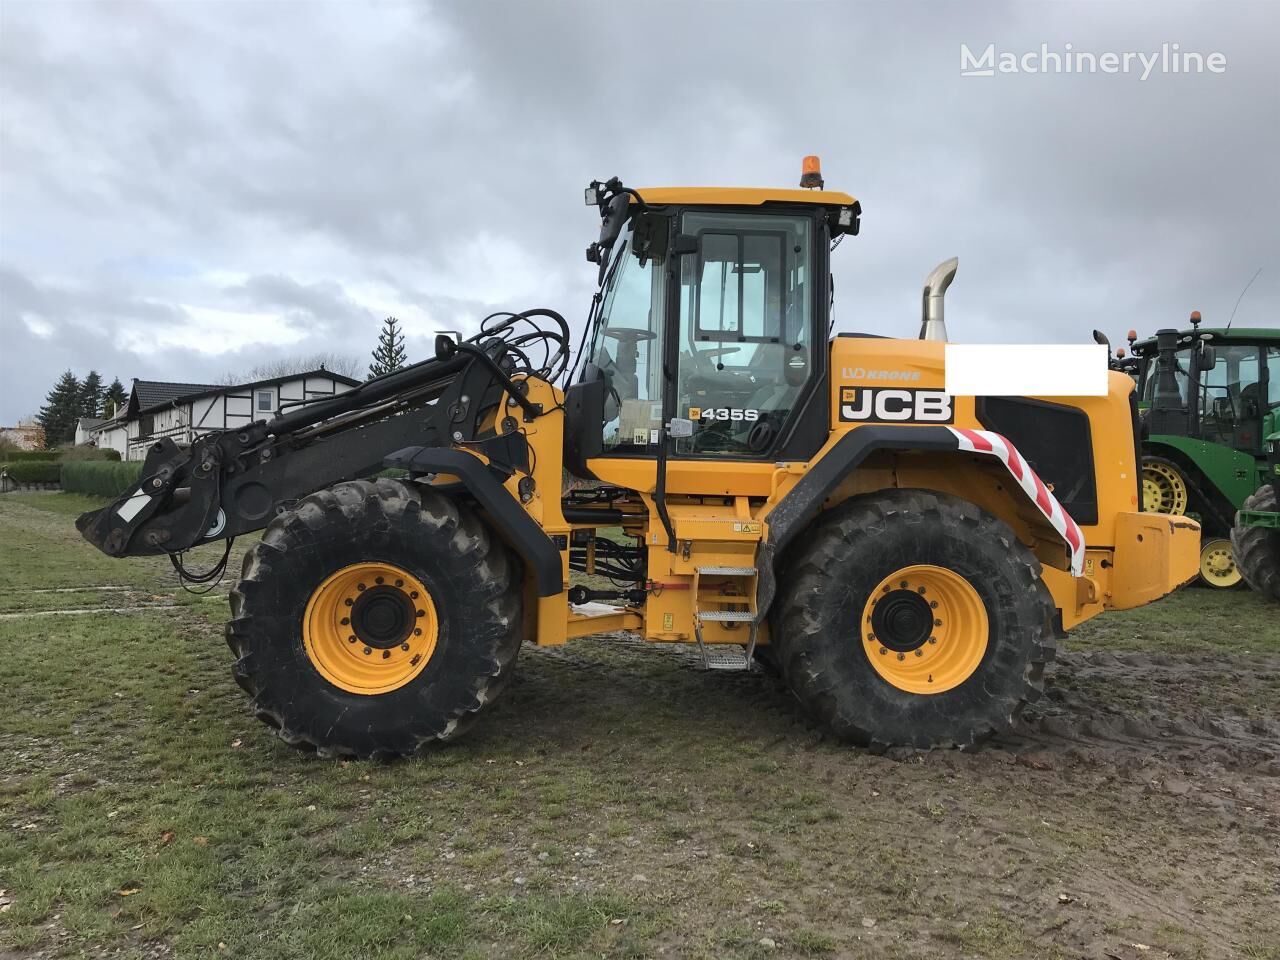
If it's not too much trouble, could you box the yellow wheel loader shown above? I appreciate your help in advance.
[78,161,1200,757]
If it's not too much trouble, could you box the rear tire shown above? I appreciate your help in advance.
[1231,485,1280,602]
[1142,455,1189,516]
[226,479,522,758]
[772,489,1056,750]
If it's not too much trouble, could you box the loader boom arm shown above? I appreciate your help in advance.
[77,313,570,560]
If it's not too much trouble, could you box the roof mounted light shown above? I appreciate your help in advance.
[800,155,824,190]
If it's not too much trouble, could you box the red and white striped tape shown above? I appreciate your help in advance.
[947,426,1086,576]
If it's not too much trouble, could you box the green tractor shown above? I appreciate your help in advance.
[1125,314,1280,596]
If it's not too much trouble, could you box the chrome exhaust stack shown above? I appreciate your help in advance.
[919,257,959,342]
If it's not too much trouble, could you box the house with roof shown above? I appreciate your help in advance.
[0,418,43,451]
[90,369,359,461]
[74,417,106,446]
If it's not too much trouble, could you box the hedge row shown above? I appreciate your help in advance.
[0,450,60,462]
[0,447,120,462]
[59,446,122,462]
[1,461,61,483]
[60,460,144,497]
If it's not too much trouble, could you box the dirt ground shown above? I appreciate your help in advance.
[1,493,1277,959]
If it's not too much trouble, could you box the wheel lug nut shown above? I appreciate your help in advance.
[414,628,422,636]
[917,587,926,594]
[382,650,391,659]
[410,591,419,599]
[401,643,410,651]
[357,583,366,592]
[395,579,404,587]
[363,647,372,655]
[899,581,908,588]
[934,619,942,626]
[341,617,350,625]
[914,649,923,657]
[879,647,887,655]
[929,601,938,609]
[376,576,384,584]
[416,609,425,618]
[928,636,937,644]
[344,598,354,607]
[348,635,357,643]
[897,652,906,661]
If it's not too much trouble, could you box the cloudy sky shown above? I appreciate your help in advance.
[1,0,1276,423]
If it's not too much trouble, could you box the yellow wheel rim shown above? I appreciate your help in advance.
[1199,538,1241,588]
[302,562,439,695]
[860,564,989,695]
[1142,461,1189,515]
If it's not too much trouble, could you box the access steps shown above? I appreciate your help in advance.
[692,565,760,671]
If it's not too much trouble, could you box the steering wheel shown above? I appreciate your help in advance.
[691,344,742,374]
[697,345,740,359]
[602,327,657,344]
[602,327,656,379]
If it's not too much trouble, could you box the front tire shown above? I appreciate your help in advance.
[1198,538,1242,589]
[226,479,522,758]
[1231,485,1280,602]
[772,490,1056,750]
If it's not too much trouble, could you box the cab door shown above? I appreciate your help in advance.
[1198,343,1266,453]
[669,209,825,459]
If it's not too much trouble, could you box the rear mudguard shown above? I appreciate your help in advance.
[756,424,1084,618]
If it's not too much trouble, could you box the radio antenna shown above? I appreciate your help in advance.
[1225,267,1262,331]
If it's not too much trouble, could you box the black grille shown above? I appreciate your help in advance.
[977,397,1099,525]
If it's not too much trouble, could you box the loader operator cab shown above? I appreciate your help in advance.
[573,174,860,468]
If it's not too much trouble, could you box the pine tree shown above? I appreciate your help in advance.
[37,370,82,448]
[79,370,104,419]
[368,316,408,379]
[104,378,128,418]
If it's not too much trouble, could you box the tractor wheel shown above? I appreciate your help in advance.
[226,478,522,758]
[1198,538,1242,589]
[1231,485,1280,602]
[1141,455,1189,516]
[772,489,1056,750]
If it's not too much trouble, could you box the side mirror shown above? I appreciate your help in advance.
[1196,343,1216,372]
[598,193,630,251]
[434,334,458,361]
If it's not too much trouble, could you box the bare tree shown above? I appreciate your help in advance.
[218,352,362,385]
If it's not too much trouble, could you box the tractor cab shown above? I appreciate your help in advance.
[568,168,861,474]
[1134,318,1279,456]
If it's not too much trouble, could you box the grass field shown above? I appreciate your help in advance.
[1,493,1277,960]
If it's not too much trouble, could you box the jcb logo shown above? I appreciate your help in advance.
[839,387,954,424]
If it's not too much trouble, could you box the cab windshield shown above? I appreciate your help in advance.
[589,228,666,454]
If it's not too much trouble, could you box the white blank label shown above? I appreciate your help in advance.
[944,344,1108,397]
